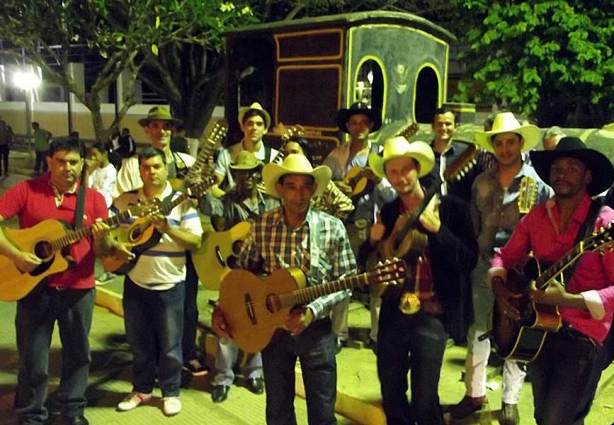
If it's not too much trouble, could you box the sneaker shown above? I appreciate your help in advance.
[500,402,519,425]
[117,392,152,411]
[448,395,485,420]
[182,358,210,376]
[163,396,181,416]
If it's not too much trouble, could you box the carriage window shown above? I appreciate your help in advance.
[354,59,383,113]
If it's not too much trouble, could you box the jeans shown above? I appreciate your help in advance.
[214,337,262,386]
[123,277,185,397]
[15,288,94,424]
[34,151,48,173]
[262,318,337,425]
[378,301,447,425]
[530,327,600,425]
[182,252,199,363]
[465,255,526,403]
[330,297,350,341]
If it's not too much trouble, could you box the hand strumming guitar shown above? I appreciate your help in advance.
[418,196,442,234]
[369,214,386,246]
[491,276,522,321]
[286,307,314,336]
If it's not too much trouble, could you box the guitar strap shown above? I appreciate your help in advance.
[562,200,602,286]
[75,183,86,229]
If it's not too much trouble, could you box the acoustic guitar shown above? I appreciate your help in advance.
[101,175,217,274]
[492,222,614,362]
[169,121,227,191]
[192,221,252,290]
[218,258,407,353]
[342,122,420,199]
[379,143,480,263]
[0,199,157,301]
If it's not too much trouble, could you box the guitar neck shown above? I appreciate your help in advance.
[279,273,370,309]
[535,246,584,288]
[53,210,136,252]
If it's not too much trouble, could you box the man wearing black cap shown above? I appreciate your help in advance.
[490,137,614,425]
[323,102,396,352]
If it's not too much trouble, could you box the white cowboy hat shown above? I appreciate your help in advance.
[369,137,435,179]
[238,102,271,129]
[263,154,331,198]
[474,112,540,153]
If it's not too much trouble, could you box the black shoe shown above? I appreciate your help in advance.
[364,338,377,355]
[448,395,485,420]
[211,385,230,403]
[500,402,519,425]
[245,377,264,395]
[65,416,89,425]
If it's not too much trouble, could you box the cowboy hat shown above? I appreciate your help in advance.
[263,154,331,198]
[369,137,435,179]
[335,102,382,133]
[229,150,263,171]
[474,112,540,153]
[238,102,271,129]
[138,106,182,127]
[529,136,614,196]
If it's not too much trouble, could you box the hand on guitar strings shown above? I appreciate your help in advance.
[151,213,170,234]
[13,250,42,274]
[212,304,233,340]
[285,306,314,336]
[529,280,587,310]
[418,196,441,234]
[492,276,522,321]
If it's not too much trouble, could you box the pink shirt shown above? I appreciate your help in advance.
[0,174,108,289]
[492,194,614,343]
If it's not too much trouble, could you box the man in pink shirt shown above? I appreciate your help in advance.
[490,137,614,425]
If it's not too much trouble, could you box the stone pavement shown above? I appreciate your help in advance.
[1,149,614,424]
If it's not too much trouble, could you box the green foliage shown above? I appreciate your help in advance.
[451,0,614,126]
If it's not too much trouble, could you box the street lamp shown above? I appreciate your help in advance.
[13,67,41,154]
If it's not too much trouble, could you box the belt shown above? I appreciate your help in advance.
[560,323,596,347]
[48,286,67,291]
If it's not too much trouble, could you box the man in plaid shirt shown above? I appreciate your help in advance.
[213,153,356,425]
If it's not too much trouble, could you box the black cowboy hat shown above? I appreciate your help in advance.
[529,136,614,196]
[335,102,382,134]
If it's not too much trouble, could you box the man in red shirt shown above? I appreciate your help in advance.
[490,137,614,425]
[0,138,127,425]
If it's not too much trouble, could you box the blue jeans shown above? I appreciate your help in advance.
[377,301,447,425]
[214,337,262,386]
[530,328,600,425]
[262,318,337,425]
[123,277,185,397]
[15,288,94,424]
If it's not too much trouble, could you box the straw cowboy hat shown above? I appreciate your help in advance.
[335,102,382,133]
[474,112,540,153]
[530,136,614,196]
[138,106,182,127]
[238,102,271,129]
[369,137,435,179]
[262,153,331,198]
[229,150,263,171]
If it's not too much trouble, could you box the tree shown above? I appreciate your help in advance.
[450,0,614,127]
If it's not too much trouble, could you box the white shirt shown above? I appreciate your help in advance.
[88,163,117,208]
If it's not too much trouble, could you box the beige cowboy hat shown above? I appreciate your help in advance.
[263,154,331,198]
[138,106,182,127]
[229,150,263,171]
[474,112,540,153]
[238,102,271,129]
[369,137,435,179]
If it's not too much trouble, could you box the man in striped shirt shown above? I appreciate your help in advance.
[213,153,356,425]
[113,147,203,417]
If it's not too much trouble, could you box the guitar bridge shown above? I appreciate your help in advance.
[244,293,257,325]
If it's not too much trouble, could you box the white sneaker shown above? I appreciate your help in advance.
[117,392,152,411]
[163,396,182,416]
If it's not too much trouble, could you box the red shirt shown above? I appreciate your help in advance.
[492,194,614,343]
[0,174,108,289]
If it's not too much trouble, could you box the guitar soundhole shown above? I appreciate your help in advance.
[129,227,142,242]
[231,240,243,255]
[34,241,54,261]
